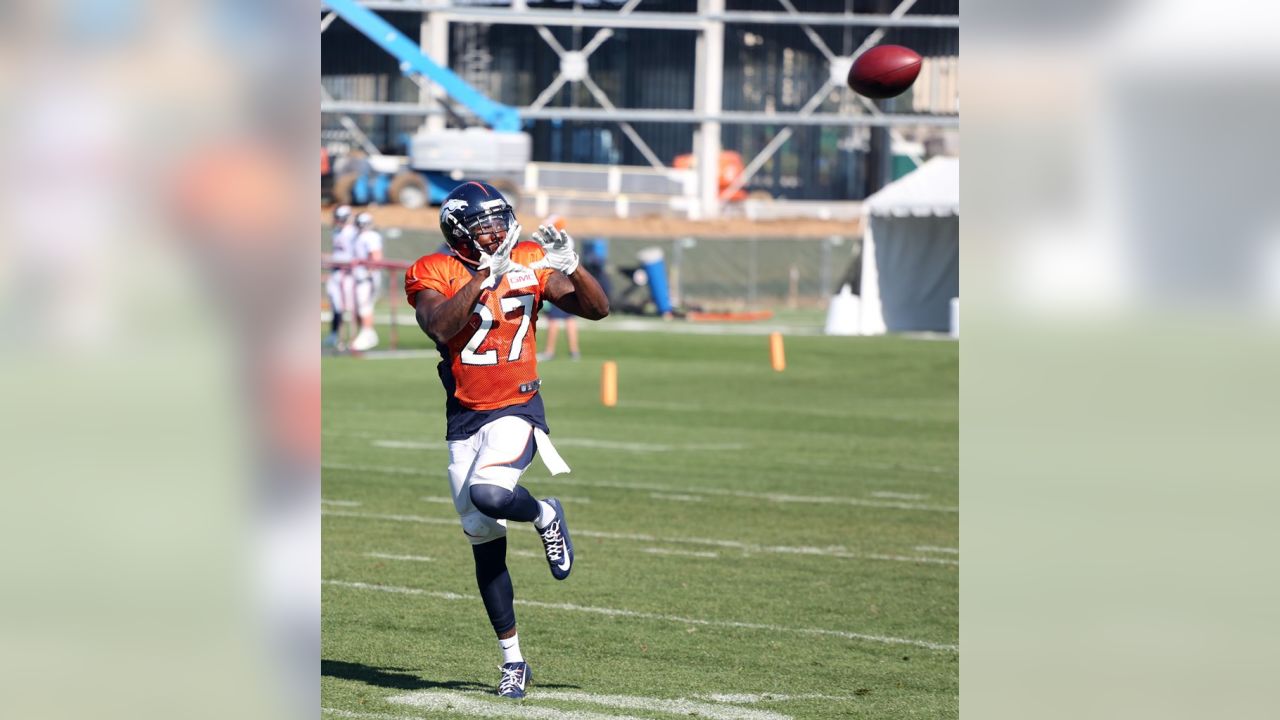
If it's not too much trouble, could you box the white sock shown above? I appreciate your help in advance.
[499,634,523,664]
[535,500,556,529]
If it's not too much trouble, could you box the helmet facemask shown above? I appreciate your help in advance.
[464,209,515,257]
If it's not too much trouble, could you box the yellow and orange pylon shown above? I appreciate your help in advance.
[769,332,786,372]
[601,361,618,407]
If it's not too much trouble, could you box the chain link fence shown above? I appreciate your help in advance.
[598,236,859,312]
[328,228,862,314]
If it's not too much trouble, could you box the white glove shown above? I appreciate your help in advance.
[531,224,580,275]
[477,222,525,289]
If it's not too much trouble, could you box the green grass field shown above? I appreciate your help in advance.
[322,329,957,719]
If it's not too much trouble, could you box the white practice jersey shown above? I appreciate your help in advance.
[331,224,358,265]
[352,229,384,281]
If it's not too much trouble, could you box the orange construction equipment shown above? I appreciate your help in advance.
[673,150,748,202]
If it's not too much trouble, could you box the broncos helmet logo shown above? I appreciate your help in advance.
[440,198,470,238]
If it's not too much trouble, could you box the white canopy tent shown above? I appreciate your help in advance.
[858,157,959,335]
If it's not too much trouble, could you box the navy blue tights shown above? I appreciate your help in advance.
[472,538,515,635]
[468,485,542,637]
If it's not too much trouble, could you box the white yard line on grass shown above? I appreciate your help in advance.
[323,510,957,566]
[870,491,929,500]
[547,476,957,513]
[330,700,653,720]
[650,492,706,502]
[322,499,363,507]
[528,691,792,720]
[325,462,437,475]
[324,510,457,527]
[642,547,719,559]
[325,579,957,653]
[914,546,960,554]
[325,462,957,513]
[366,552,434,562]
[323,709,420,720]
[701,693,865,704]
[858,461,952,475]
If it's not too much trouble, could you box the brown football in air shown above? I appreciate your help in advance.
[847,45,922,99]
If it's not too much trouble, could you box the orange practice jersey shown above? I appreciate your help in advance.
[405,243,554,411]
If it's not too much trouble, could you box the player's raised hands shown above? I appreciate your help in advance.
[478,221,525,289]
[531,224,580,275]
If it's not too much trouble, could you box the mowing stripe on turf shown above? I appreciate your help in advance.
[324,579,958,652]
[322,510,958,566]
[323,462,956,513]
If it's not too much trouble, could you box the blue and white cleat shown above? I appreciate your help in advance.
[498,661,530,699]
[537,497,574,580]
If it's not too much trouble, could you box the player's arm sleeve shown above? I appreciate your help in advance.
[405,258,451,309]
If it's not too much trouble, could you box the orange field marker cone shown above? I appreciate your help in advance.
[601,361,618,407]
[769,332,786,372]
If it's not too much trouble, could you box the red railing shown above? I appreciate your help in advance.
[322,256,414,351]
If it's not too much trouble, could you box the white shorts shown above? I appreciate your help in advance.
[446,416,538,545]
[325,271,355,315]
[353,273,379,318]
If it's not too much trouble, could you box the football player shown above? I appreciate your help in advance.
[349,212,384,352]
[325,205,357,349]
[404,181,609,698]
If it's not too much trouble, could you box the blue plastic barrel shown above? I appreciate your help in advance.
[637,247,673,315]
[372,173,393,204]
[353,174,371,205]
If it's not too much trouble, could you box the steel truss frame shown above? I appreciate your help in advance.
[322,0,959,216]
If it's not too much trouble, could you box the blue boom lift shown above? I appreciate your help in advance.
[323,0,531,207]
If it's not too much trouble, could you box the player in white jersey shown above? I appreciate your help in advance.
[349,212,384,351]
[325,205,358,349]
